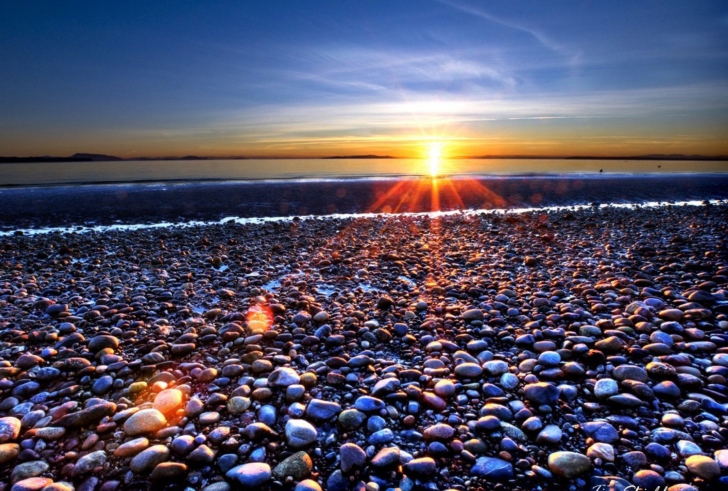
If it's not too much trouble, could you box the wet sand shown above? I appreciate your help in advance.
[0,203,727,490]
[1,174,728,231]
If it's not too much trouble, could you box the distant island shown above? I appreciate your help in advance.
[1,152,727,163]
[323,154,394,159]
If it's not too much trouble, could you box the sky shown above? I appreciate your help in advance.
[1,1,727,158]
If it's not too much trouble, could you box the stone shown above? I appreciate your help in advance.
[285,419,317,448]
[536,425,562,444]
[273,451,312,480]
[338,409,366,430]
[523,382,559,406]
[130,445,170,473]
[454,362,483,378]
[594,378,619,399]
[11,460,49,483]
[581,421,619,443]
[150,462,188,480]
[153,389,184,416]
[123,409,167,436]
[613,365,648,382]
[685,455,720,480]
[73,450,107,475]
[471,457,514,480]
[113,437,149,458]
[353,396,385,412]
[340,443,366,472]
[306,399,342,420]
[587,443,615,462]
[10,477,53,491]
[295,479,322,491]
[403,457,436,477]
[88,335,119,352]
[633,470,665,489]
[484,360,509,376]
[0,443,19,464]
[548,451,591,478]
[226,463,272,488]
[268,367,300,387]
[371,447,400,468]
[0,417,21,443]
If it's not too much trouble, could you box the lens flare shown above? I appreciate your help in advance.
[246,304,273,333]
[427,142,443,177]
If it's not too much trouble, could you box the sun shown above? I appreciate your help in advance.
[427,142,443,177]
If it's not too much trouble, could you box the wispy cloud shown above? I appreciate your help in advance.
[437,0,582,65]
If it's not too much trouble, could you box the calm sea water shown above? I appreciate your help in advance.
[1,158,726,186]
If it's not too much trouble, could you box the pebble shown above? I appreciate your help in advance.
[123,409,167,436]
[548,451,591,478]
[225,463,272,488]
[285,419,317,448]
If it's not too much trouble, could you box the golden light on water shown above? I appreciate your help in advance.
[427,142,443,177]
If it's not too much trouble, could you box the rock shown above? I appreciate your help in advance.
[295,479,322,491]
[285,419,317,448]
[338,409,366,430]
[113,437,149,458]
[268,367,300,387]
[548,451,591,478]
[594,378,619,399]
[613,365,648,382]
[403,457,436,477]
[88,335,119,352]
[462,309,484,321]
[11,460,49,483]
[371,447,400,468]
[632,470,665,490]
[587,443,615,461]
[423,423,455,440]
[581,421,619,443]
[483,360,509,376]
[273,451,312,480]
[150,462,188,480]
[10,477,53,491]
[340,443,366,472]
[55,402,116,428]
[130,445,170,473]
[73,450,107,475]
[0,417,21,443]
[226,463,272,488]
[536,425,562,444]
[0,443,19,464]
[353,396,385,412]
[523,382,559,406]
[123,409,167,436]
[454,362,483,378]
[471,457,514,480]
[685,455,720,480]
[153,389,184,416]
[306,399,342,421]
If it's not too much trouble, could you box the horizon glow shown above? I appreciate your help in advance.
[0,1,727,159]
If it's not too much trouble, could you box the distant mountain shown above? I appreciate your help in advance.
[323,154,394,159]
[71,153,123,161]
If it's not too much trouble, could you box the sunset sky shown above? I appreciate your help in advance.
[1,1,727,158]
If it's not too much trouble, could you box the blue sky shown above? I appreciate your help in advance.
[1,0,727,157]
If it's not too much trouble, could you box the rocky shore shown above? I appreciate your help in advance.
[0,203,727,491]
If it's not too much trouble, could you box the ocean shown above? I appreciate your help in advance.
[1,158,727,186]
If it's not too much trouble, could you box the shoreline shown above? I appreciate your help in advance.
[1,174,727,232]
[1,199,725,237]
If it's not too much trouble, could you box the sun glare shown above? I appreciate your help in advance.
[427,142,443,177]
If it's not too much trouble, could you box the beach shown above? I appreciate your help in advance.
[0,200,727,490]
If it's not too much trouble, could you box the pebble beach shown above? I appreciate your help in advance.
[1,202,728,491]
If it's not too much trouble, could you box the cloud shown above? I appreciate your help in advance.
[436,0,582,65]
